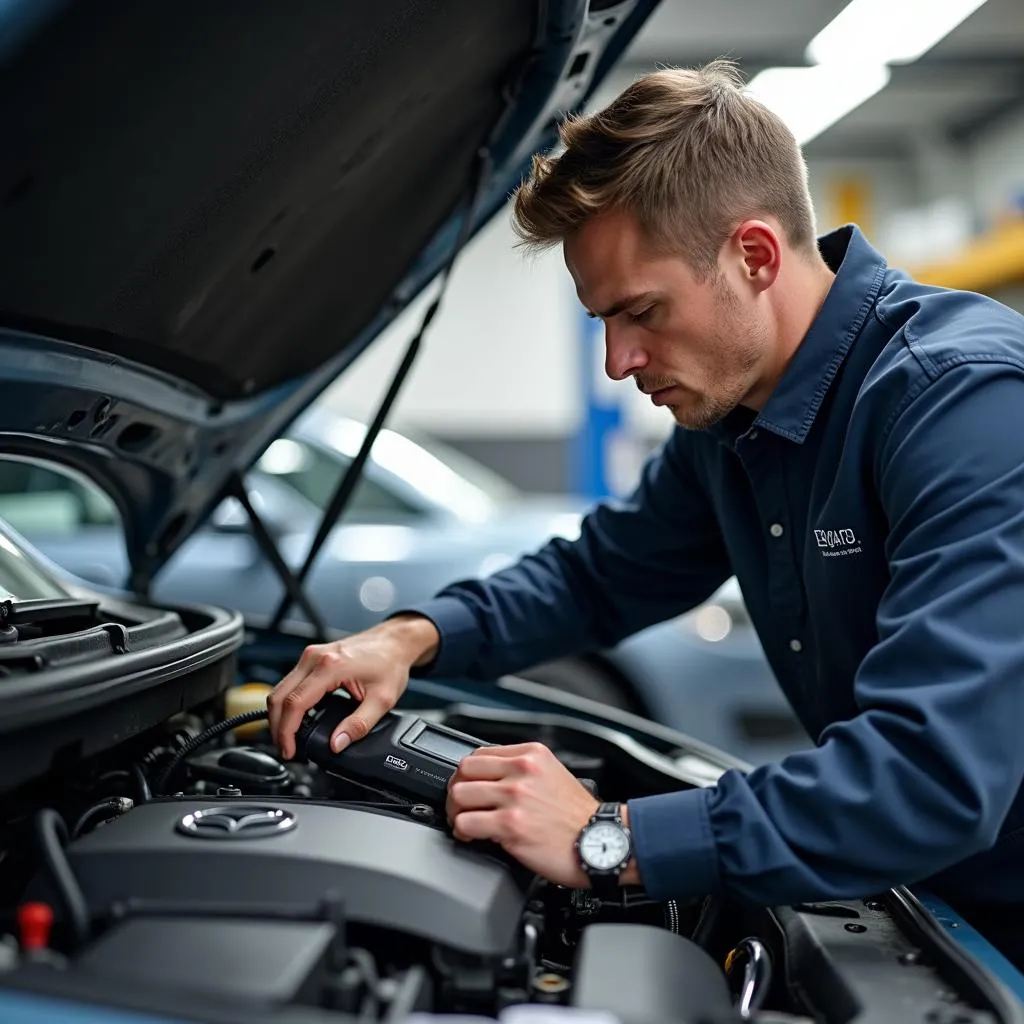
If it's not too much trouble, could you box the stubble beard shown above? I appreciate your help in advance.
[672,280,765,430]
[669,373,751,430]
[670,334,763,431]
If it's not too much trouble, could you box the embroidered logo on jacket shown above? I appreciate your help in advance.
[813,528,862,558]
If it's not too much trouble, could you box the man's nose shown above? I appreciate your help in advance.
[603,322,648,382]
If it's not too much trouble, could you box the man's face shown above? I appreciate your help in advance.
[564,209,770,430]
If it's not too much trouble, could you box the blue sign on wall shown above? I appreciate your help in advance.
[572,306,627,501]
[571,299,662,501]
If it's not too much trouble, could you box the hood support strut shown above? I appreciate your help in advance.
[224,142,499,641]
[228,49,524,639]
[266,148,498,634]
[271,324,423,636]
[226,471,329,640]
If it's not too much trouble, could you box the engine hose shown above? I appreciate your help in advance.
[71,797,134,841]
[131,763,152,804]
[97,767,151,805]
[33,809,90,948]
[725,937,773,1018]
[155,709,270,795]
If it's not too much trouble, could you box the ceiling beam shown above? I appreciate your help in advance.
[947,72,1024,143]
[616,52,1024,78]
[801,134,918,162]
[607,51,1024,154]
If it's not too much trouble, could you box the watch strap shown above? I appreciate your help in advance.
[589,870,619,901]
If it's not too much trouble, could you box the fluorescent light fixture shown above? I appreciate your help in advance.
[807,0,989,66]
[745,64,891,146]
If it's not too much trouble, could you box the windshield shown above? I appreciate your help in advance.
[306,416,522,523]
[399,432,521,505]
[0,525,71,603]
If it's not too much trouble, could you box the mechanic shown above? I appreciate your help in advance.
[269,61,1024,967]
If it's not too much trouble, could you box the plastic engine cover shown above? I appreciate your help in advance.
[60,799,528,955]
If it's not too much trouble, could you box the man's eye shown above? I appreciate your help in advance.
[630,307,654,323]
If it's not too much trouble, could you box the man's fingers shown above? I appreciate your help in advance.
[448,781,508,817]
[444,778,507,827]
[272,681,321,760]
[332,692,394,753]
[469,742,544,759]
[272,664,345,759]
[266,663,312,748]
[452,754,517,782]
[268,679,308,760]
[451,810,499,843]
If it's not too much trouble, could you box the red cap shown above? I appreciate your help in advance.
[18,902,53,951]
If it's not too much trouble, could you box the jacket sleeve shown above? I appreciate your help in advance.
[399,428,732,680]
[627,361,1024,905]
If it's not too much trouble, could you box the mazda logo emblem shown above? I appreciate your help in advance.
[177,804,297,840]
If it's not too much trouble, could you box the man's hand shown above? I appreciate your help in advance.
[446,742,604,888]
[267,614,440,760]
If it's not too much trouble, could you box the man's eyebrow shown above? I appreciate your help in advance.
[585,292,657,319]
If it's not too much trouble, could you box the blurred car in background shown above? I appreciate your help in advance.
[0,405,808,764]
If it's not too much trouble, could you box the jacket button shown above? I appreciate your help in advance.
[769,523,784,537]
[789,639,803,653]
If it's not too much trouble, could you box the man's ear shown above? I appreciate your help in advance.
[731,220,781,293]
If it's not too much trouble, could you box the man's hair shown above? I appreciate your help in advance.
[511,60,817,278]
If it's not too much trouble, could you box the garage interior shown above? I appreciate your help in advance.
[328,0,1024,498]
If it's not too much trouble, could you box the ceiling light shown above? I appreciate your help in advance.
[745,64,891,146]
[693,605,733,643]
[807,0,989,66]
[257,438,310,475]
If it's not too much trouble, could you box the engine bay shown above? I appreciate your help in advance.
[1,682,732,1022]
[0,645,1020,1024]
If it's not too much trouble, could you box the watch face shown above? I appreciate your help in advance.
[579,821,630,871]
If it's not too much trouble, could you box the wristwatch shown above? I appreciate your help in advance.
[575,802,632,900]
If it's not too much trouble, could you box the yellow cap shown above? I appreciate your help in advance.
[226,683,274,739]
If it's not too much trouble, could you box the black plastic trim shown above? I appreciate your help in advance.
[770,902,862,1024]
[0,609,186,668]
[0,601,243,730]
[0,597,101,625]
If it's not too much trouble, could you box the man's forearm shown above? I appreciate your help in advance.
[380,613,440,668]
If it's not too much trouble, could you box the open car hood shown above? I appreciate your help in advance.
[0,0,659,590]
